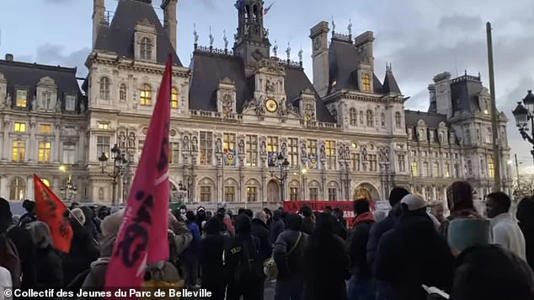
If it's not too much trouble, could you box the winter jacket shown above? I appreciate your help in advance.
[185,221,201,256]
[62,220,99,287]
[224,234,263,284]
[375,211,454,300]
[270,219,285,245]
[347,219,375,278]
[301,216,315,235]
[80,235,115,290]
[251,219,272,262]
[7,226,33,288]
[199,234,227,285]
[490,213,526,261]
[33,246,63,288]
[366,214,396,267]
[273,229,307,280]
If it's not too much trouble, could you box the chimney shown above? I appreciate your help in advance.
[92,0,106,49]
[161,0,178,51]
[310,21,330,98]
[5,54,13,62]
[354,31,375,71]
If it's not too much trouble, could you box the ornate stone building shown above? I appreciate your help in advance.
[0,0,512,210]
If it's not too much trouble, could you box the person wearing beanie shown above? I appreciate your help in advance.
[18,199,36,227]
[375,194,454,300]
[224,215,263,300]
[28,221,63,288]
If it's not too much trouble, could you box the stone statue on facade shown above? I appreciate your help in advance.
[260,140,267,156]
[128,132,136,149]
[320,144,326,161]
[118,131,127,149]
[192,136,198,152]
[238,139,245,154]
[216,138,222,153]
[31,97,37,111]
[55,97,62,112]
[183,135,190,152]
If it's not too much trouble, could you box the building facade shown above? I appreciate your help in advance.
[0,0,512,210]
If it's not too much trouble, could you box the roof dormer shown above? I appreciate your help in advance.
[134,18,157,63]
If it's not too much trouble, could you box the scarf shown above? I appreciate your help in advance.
[353,212,375,227]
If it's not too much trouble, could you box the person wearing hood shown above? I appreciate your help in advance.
[375,194,454,300]
[199,218,227,300]
[28,221,63,288]
[80,206,100,240]
[270,210,285,244]
[347,199,376,300]
[517,196,534,271]
[196,207,207,230]
[81,209,124,290]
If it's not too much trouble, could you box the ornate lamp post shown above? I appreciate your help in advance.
[512,90,534,163]
[59,165,77,203]
[268,153,290,202]
[98,144,128,206]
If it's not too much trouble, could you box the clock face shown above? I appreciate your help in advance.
[265,99,278,113]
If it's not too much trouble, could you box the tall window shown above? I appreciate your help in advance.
[454,163,460,177]
[12,141,25,162]
[224,133,235,166]
[395,112,402,128]
[140,37,153,60]
[200,131,213,165]
[432,162,439,177]
[100,77,110,100]
[40,124,51,134]
[119,84,127,102]
[445,163,450,178]
[63,143,76,164]
[467,160,473,176]
[465,128,471,145]
[326,140,336,170]
[224,186,235,202]
[290,187,299,200]
[309,188,319,201]
[288,138,298,166]
[38,142,51,163]
[171,87,179,109]
[169,142,180,164]
[200,186,211,202]
[140,84,152,106]
[245,135,258,167]
[361,73,371,92]
[359,111,364,125]
[488,157,495,178]
[369,154,377,172]
[66,95,76,111]
[381,113,386,127]
[14,122,26,133]
[267,136,278,154]
[97,136,110,159]
[328,188,337,201]
[16,90,27,108]
[351,153,360,171]
[398,154,406,172]
[307,139,317,168]
[411,161,418,176]
[366,110,374,127]
[247,187,257,202]
[423,162,429,177]
[349,108,357,126]
[10,177,25,201]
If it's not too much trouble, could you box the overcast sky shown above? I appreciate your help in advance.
[1,0,533,172]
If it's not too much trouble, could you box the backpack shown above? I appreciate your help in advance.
[263,232,302,280]
[232,237,262,282]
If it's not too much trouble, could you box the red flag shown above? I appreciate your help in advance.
[264,2,275,15]
[33,174,73,253]
[105,55,172,290]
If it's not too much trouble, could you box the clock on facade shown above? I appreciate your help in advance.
[265,98,278,113]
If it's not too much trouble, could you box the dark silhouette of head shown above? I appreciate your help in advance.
[0,198,12,232]
[234,214,252,236]
[285,213,302,231]
[324,206,333,214]
[353,199,370,216]
[517,196,534,227]
[486,192,511,218]
[186,210,196,222]
[447,181,474,213]
[314,212,337,235]
[300,205,312,217]
[452,245,534,300]
[204,217,222,235]
[22,199,35,214]
[389,187,409,207]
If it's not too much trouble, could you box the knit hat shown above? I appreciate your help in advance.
[29,221,54,249]
[101,209,124,237]
[401,194,427,211]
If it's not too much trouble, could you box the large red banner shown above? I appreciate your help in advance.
[283,201,356,219]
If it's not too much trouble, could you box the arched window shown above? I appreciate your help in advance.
[359,111,364,125]
[119,84,127,102]
[349,108,357,126]
[395,112,402,128]
[380,113,386,127]
[100,77,110,100]
[171,87,178,109]
[366,110,374,127]
[140,84,152,106]
[10,177,25,201]
[140,37,153,60]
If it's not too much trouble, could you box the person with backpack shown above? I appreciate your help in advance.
[199,218,227,300]
[273,213,308,300]
[224,215,264,300]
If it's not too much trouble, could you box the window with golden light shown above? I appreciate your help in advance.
[12,141,25,162]
[267,136,279,153]
[411,161,418,176]
[16,90,27,107]
[171,87,179,109]
[38,141,51,163]
[40,124,51,134]
[140,84,152,106]
[361,73,372,92]
[488,158,495,178]
[14,122,26,133]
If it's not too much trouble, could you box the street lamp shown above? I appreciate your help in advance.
[59,165,77,203]
[268,152,290,202]
[98,144,129,206]
[512,90,534,163]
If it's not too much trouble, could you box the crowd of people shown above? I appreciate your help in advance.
[0,180,533,300]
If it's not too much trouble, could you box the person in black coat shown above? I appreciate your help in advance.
[347,200,376,300]
[199,218,227,300]
[375,194,454,300]
[251,210,272,262]
[299,205,315,235]
[270,210,285,244]
[224,215,264,300]
[517,196,534,271]
[28,221,63,288]
[302,213,350,300]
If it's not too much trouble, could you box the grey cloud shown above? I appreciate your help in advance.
[35,44,90,76]
[438,15,484,32]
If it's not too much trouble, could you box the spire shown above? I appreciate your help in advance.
[234,0,271,66]
[193,23,199,49]
[383,63,401,94]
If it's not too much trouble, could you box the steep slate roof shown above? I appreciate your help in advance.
[450,74,484,113]
[189,51,335,123]
[0,59,84,108]
[383,69,401,94]
[328,38,384,94]
[94,0,181,66]
[404,110,447,128]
